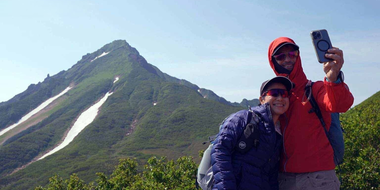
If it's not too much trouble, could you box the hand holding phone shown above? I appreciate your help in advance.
[311,29,333,63]
[323,47,344,82]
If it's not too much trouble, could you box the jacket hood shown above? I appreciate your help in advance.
[268,37,308,91]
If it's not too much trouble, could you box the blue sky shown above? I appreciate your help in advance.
[0,0,379,107]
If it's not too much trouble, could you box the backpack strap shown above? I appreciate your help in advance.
[305,81,344,184]
[205,109,261,153]
[236,110,261,154]
[305,81,327,130]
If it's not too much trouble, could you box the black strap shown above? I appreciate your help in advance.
[236,110,261,154]
[306,81,327,131]
[305,81,342,184]
[205,109,261,154]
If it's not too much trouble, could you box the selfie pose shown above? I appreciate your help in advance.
[211,76,293,190]
[267,36,354,190]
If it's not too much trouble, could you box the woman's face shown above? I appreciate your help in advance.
[259,83,290,118]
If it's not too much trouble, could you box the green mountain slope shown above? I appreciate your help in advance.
[0,40,242,189]
[339,91,380,189]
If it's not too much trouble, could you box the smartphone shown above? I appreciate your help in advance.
[310,29,333,63]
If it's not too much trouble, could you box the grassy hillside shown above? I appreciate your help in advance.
[338,91,380,189]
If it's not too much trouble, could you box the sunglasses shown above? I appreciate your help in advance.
[273,50,299,61]
[262,89,289,98]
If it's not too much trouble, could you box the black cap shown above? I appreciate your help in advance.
[260,76,294,96]
[273,42,299,55]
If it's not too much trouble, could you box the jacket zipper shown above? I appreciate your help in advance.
[282,115,289,172]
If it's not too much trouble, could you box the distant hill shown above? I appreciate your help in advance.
[0,40,256,189]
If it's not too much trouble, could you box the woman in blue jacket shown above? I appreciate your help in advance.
[211,76,292,190]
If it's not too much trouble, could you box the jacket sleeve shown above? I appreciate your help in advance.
[211,119,242,190]
[313,79,354,113]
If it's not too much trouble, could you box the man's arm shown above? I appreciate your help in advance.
[316,47,354,112]
[319,79,354,112]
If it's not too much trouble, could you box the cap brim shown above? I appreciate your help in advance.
[273,42,299,55]
[260,76,294,96]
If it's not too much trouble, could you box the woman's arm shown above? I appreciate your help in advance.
[211,118,243,190]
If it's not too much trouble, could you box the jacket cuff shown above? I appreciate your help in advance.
[325,71,343,84]
[324,77,341,86]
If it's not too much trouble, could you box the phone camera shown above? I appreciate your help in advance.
[312,31,322,40]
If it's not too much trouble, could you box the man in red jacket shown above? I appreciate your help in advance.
[267,37,354,190]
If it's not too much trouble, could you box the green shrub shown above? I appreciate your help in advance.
[36,156,197,190]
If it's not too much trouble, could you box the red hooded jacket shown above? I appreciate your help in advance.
[268,37,354,173]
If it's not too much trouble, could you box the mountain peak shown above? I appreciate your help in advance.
[76,39,139,65]
[102,39,136,53]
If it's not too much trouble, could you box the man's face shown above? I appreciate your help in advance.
[273,45,298,71]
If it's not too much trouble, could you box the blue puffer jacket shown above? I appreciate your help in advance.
[211,104,282,190]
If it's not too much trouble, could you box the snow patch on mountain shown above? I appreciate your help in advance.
[114,77,119,83]
[0,86,72,137]
[90,52,110,62]
[38,91,113,160]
